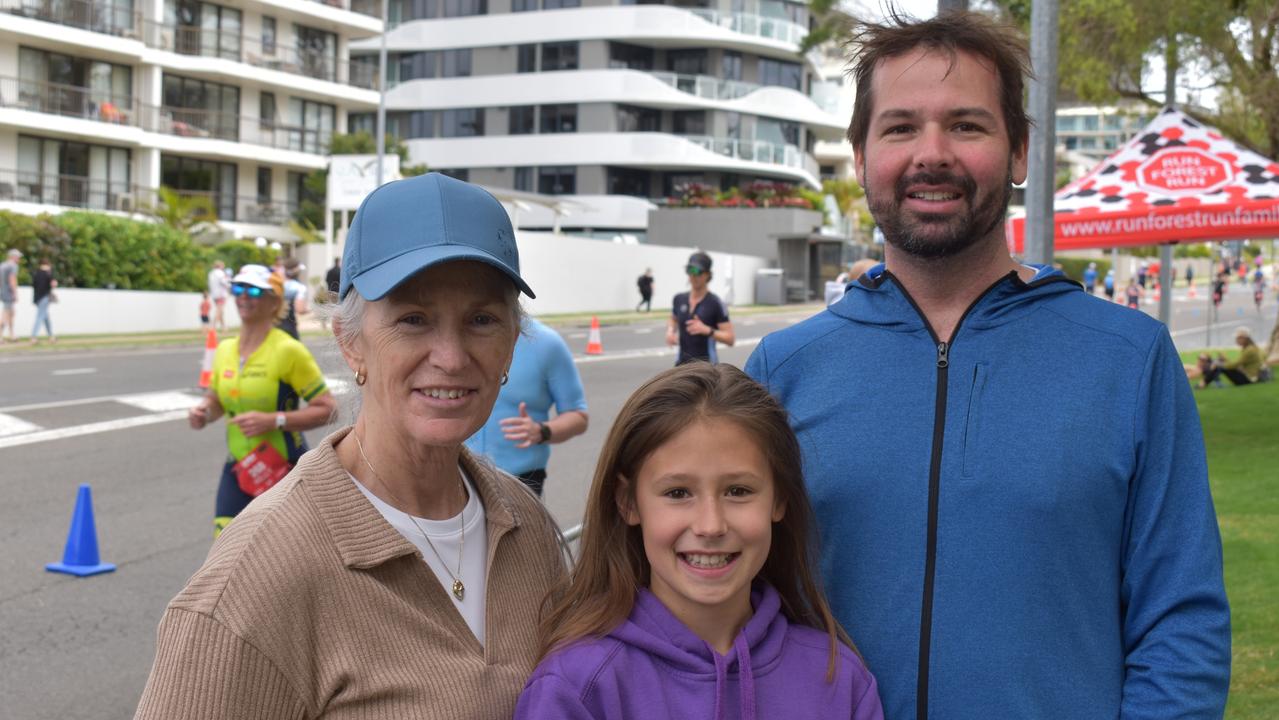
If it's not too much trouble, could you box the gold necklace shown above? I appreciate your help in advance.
[353,431,467,601]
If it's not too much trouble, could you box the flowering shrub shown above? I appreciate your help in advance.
[668,181,820,210]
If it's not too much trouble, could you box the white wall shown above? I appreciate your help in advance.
[6,286,239,336]
[516,231,770,315]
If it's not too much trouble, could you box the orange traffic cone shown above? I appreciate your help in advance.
[1188,283,1197,299]
[585,317,603,355]
[199,328,217,388]
[1152,283,1161,303]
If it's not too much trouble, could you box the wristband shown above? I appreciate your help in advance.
[275,412,287,430]
[538,422,552,444]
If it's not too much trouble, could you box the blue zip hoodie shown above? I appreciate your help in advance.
[515,583,883,719]
[745,265,1230,720]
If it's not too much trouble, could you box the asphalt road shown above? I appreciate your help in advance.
[0,289,1274,720]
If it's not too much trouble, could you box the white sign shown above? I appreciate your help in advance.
[327,154,400,211]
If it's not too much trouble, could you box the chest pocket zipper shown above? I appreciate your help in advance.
[962,363,987,478]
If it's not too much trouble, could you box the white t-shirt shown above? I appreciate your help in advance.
[208,268,230,299]
[351,469,489,645]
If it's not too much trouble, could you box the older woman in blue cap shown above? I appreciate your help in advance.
[136,174,566,720]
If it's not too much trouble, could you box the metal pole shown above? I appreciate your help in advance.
[375,0,388,186]
[1024,0,1059,265]
[1157,35,1177,326]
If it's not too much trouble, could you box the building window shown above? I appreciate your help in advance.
[540,104,577,133]
[758,58,802,91]
[672,110,705,135]
[541,42,578,71]
[664,172,704,197]
[16,135,131,210]
[721,51,742,81]
[441,49,472,78]
[167,0,242,60]
[517,44,537,73]
[509,106,535,135]
[287,97,336,153]
[349,111,374,134]
[436,168,470,181]
[261,16,276,55]
[514,166,533,191]
[409,110,436,138]
[543,0,579,9]
[441,108,484,137]
[617,104,660,132]
[295,25,338,82]
[1083,115,1099,131]
[512,0,535,10]
[394,51,437,84]
[667,49,707,76]
[161,154,237,220]
[607,167,649,197]
[257,167,271,204]
[608,42,653,71]
[260,91,276,127]
[163,73,240,140]
[538,166,575,195]
[389,0,437,25]
[442,0,485,17]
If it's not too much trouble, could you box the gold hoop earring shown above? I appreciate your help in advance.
[355,369,367,386]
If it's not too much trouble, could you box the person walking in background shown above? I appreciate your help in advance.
[635,268,653,312]
[666,251,734,365]
[466,317,589,497]
[199,291,211,329]
[325,257,342,299]
[746,12,1229,719]
[1103,268,1116,302]
[1125,276,1143,309]
[1082,261,1098,294]
[276,259,310,339]
[0,248,19,342]
[29,258,56,344]
[516,363,883,720]
[207,260,230,332]
[1137,260,1148,289]
[1185,262,1195,291]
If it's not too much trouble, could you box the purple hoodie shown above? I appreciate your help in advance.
[515,583,883,720]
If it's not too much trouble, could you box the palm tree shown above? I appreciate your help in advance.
[140,186,220,238]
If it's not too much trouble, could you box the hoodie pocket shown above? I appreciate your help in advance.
[961,363,987,478]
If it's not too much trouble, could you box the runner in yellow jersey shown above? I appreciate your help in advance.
[188,264,337,537]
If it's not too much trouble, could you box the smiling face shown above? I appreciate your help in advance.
[855,48,1027,260]
[622,416,784,634]
[342,261,519,449]
[233,285,280,325]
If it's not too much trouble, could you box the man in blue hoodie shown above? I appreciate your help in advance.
[746,11,1230,720]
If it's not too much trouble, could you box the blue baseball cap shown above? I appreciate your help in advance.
[340,172,535,301]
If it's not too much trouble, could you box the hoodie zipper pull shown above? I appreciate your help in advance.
[936,341,949,369]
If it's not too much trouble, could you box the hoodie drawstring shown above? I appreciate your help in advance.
[735,633,756,720]
[712,652,727,720]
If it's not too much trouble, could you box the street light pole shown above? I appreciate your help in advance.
[1157,35,1177,326]
[1024,0,1059,266]
[375,0,388,186]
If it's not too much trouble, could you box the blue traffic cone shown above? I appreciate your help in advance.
[46,484,116,577]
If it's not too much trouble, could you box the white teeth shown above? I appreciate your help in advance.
[683,553,733,568]
[910,192,959,201]
[427,389,466,399]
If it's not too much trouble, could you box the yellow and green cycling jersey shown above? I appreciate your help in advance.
[210,328,327,463]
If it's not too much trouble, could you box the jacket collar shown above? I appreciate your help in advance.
[302,426,522,570]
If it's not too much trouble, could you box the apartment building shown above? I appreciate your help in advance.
[348,0,847,233]
[0,0,381,241]
[1055,103,1152,161]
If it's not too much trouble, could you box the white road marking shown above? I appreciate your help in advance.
[0,413,42,438]
[115,391,203,413]
[567,332,587,339]
[574,337,762,364]
[633,328,654,334]
[0,410,187,449]
[51,368,97,376]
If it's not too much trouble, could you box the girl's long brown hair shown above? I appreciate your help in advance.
[538,363,855,679]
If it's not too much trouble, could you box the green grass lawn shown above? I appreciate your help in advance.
[1194,378,1279,717]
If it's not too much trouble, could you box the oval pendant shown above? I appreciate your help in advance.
[452,579,465,600]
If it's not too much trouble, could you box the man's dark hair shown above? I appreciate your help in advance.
[845,10,1033,155]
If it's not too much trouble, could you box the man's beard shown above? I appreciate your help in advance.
[866,165,1013,260]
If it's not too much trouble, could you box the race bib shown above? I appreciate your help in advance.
[234,441,292,497]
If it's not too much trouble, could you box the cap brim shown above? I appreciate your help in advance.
[351,245,536,301]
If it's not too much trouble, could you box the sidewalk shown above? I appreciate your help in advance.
[0,303,825,356]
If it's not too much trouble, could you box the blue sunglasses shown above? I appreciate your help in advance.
[231,283,266,298]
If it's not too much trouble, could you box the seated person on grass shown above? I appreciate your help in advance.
[1199,327,1264,388]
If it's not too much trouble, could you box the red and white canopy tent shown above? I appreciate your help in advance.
[1006,106,1279,253]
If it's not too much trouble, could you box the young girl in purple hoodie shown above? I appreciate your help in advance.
[516,363,883,720]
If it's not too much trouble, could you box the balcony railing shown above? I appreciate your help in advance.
[0,169,140,212]
[0,76,139,127]
[648,71,759,101]
[308,0,380,19]
[0,0,142,38]
[142,104,332,154]
[162,189,297,224]
[687,9,806,46]
[144,22,378,89]
[684,135,816,174]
